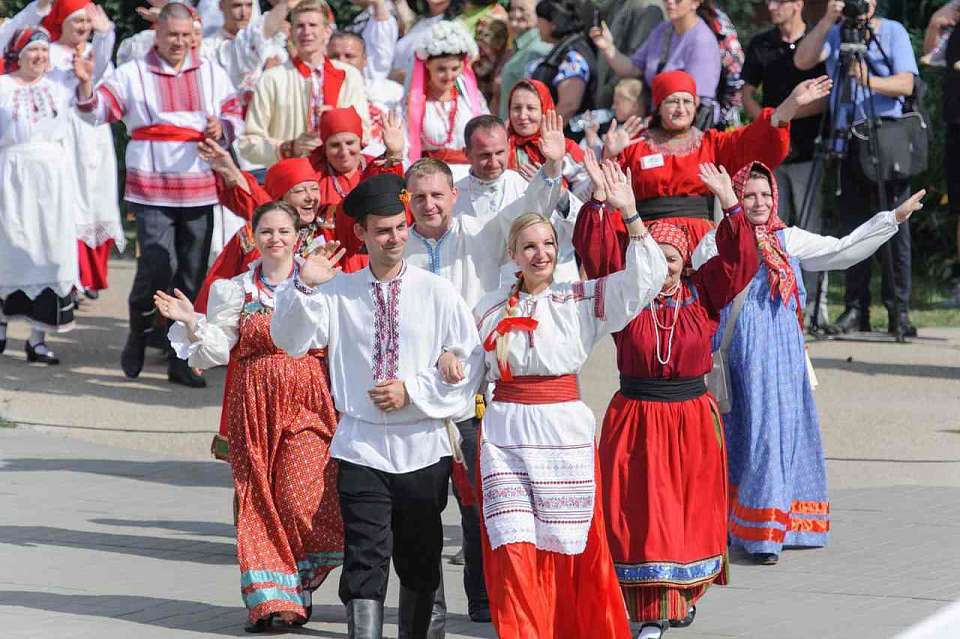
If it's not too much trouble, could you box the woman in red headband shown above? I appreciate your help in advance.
[0,26,79,365]
[601,69,831,258]
[157,202,347,632]
[573,157,759,638]
[506,78,590,199]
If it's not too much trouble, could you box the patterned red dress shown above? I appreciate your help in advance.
[170,268,342,623]
[574,202,758,623]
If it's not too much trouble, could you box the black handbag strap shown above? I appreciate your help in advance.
[655,26,674,74]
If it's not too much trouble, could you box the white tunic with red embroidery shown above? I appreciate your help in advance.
[76,49,243,208]
[472,235,667,554]
[270,262,485,474]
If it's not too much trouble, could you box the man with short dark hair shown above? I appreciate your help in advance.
[239,0,369,167]
[75,1,244,386]
[454,115,584,283]
[742,0,829,326]
[271,172,484,639]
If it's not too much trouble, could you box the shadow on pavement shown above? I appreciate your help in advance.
[0,458,232,488]
[90,518,235,539]
[810,357,960,380]
[0,526,236,565]
[0,591,353,637]
[0,313,225,409]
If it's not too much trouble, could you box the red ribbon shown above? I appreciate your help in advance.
[482,316,538,382]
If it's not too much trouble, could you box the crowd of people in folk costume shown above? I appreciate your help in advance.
[0,0,935,636]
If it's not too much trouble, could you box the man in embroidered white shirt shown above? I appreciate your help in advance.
[453,114,585,283]
[271,173,483,639]
[75,1,243,387]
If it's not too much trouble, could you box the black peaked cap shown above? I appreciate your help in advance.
[343,173,407,219]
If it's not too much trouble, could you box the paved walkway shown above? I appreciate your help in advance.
[1,259,959,638]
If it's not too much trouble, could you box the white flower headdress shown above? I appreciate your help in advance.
[414,20,478,61]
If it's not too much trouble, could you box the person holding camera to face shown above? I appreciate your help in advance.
[794,0,919,336]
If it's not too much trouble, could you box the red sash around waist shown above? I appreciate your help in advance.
[131,124,205,142]
[493,374,580,405]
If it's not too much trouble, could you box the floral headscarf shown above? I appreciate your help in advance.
[732,161,797,306]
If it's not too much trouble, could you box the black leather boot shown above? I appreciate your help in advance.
[168,356,207,388]
[398,584,441,639]
[121,307,154,378]
[824,307,869,335]
[346,599,383,639]
[429,578,446,638]
[888,310,917,339]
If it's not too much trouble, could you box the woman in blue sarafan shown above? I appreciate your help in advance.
[692,161,924,565]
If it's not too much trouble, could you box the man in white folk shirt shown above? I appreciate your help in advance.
[401,109,569,625]
[75,1,243,387]
[453,114,586,284]
[271,173,484,639]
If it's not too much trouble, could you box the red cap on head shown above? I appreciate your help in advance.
[651,70,697,110]
[649,221,690,264]
[41,0,92,42]
[264,158,318,200]
[320,107,363,142]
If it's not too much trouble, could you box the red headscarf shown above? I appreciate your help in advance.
[731,161,798,306]
[320,107,363,141]
[649,222,690,264]
[651,70,697,110]
[41,0,92,43]
[506,79,584,170]
[265,158,318,200]
[3,27,50,74]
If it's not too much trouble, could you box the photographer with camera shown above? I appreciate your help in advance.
[794,0,919,336]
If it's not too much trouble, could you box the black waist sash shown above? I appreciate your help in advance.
[635,195,713,221]
[619,375,707,402]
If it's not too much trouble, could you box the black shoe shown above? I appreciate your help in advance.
[468,605,492,623]
[168,358,206,388]
[346,599,383,639]
[25,341,59,365]
[636,621,667,638]
[888,311,917,338]
[449,547,465,565]
[244,614,273,633]
[83,289,100,300]
[824,307,869,335]
[121,332,147,378]
[752,552,779,565]
[670,604,696,628]
[0,321,7,354]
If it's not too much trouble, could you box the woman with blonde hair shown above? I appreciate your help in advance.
[467,160,667,638]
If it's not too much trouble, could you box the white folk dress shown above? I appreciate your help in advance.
[0,72,79,325]
[473,234,667,554]
[49,35,124,254]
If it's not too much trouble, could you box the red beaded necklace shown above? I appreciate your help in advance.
[422,86,459,148]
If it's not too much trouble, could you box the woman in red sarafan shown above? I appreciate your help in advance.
[573,159,759,638]
[157,202,346,631]
[603,69,831,255]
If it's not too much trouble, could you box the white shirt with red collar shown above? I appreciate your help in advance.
[76,49,243,208]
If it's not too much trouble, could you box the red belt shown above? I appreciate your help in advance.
[493,375,579,405]
[131,124,205,142]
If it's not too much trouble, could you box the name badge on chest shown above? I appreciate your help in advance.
[640,153,665,170]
